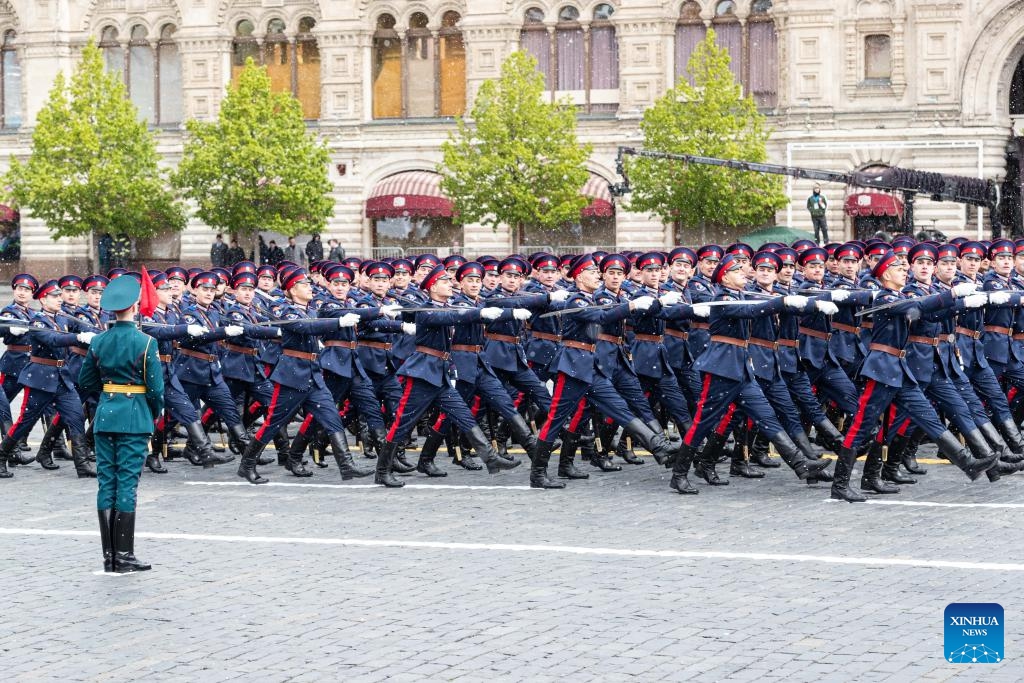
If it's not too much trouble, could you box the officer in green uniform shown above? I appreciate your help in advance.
[78,276,164,573]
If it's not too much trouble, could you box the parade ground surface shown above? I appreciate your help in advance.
[2,428,1022,682]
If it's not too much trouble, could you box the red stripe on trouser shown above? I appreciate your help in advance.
[249,401,262,415]
[298,413,314,435]
[432,412,447,432]
[684,373,714,446]
[339,399,351,418]
[254,383,282,442]
[843,379,876,449]
[875,404,896,444]
[896,417,912,437]
[201,407,214,426]
[604,416,614,425]
[714,403,736,436]
[155,415,166,431]
[9,386,29,437]
[538,374,567,442]
[513,391,525,409]
[1010,386,1019,403]
[51,414,61,427]
[385,377,416,443]
[567,398,587,434]
[470,395,482,418]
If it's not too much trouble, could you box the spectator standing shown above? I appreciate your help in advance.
[267,240,285,266]
[210,233,228,267]
[305,234,324,263]
[225,239,246,266]
[806,185,829,244]
[327,238,345,261]
[98,233,113,274]
[258,235,268,265]
[284,236,302,265]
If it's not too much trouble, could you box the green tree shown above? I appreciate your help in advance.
[625,30,786,241]
[440,51,591,245]
[174,59,332,254]
[5,41,184,242]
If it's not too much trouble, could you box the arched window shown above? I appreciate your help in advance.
[711,2,742,84]
[589,4,619,113]
[264,18,289,94]
[232,17,321,120]
[1,30,20,128]
[231,19,259,81]
[371,11,465,120]
[100,26,124,76]
[520,8,551,88]
[157,24,182,124]
[748,0,777,107]
[555,6,583,93]
[128,25,154,122]
[675,2,705,85]
[296,17,320,120]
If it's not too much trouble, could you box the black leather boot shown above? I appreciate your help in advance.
[2,420,31,466]
[557,432,589,479]
[284,435,313,477]
[112,510,150,573]
[236,440,269,484]
[623,418,675,466]
[881,438,916,484]
[898,431,927,474]
[770,431,832,481]
[390,445,417,474]
[465,425,520,474]
[693,432,729,485]
[416,428,447,477]
[447,429,483,470]
[813,418,845,453]
[749,433,779,467]
[50,424,72,461]
[70,434,97,478]
[793,430,834,483]
[329,431,373,480]
[936,430,999,481]
[227,422,251,455]
[669,442,698,494]
[285,428,312,470]
[729,439,764,478]
[506,414,538,460]
[186,421,233,467]
[592,429,623,471]
[980,421,1023,465]
[830,446,866,502]
[375,439,405,488]
[995,418,1024,457]
[616,433,645,465]
[861,443,900,493]
[0,436,16,478]
[34,421,62,471]
[98,509,114,573]
[530,439,564,489]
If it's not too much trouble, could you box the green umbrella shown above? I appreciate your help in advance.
[737,225,817,248]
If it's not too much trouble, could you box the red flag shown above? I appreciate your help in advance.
[139,263,158,318]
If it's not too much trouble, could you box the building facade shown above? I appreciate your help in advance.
[0,0,1022,268]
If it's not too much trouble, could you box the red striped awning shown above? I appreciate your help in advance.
[844,191,903,218]
[581,174,614,217]
[366,171,453,219]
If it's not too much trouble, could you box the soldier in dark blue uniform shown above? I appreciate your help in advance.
[0,273,37,446]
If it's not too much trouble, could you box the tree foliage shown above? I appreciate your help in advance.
[440,51,591,238]
[5,40,185,240]
[625,30,786,236]
[174,60,332,245]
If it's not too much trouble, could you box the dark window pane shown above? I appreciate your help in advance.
[3,48,20,127]
[590,26,618,90]
[675,23,706,84]
[556,27,584,91]
[520,30,551,88]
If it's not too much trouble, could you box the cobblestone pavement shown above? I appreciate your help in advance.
[1,430,1021,682]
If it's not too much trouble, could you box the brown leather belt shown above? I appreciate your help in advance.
[870,342,906,358]
[158,354,171,363]
[6,344,29,353]
[30,356,63,367]
[562,339,596,352]
[799,326,832,341]
[748,337,779,351]
[179,348,217,362]
[416,345,450,361]
[451,344,482,353]
[323,340,357,350]
[597,333,624,345]
[485,332,519,344]
[664,328,689,341]
[1014,333,1024,342]
[777,338,798,348]
[68,346,88,357]
[283,349,317,361]
[955,326,981,340]
[831,322,859,334]
[633,333,663,343]
[984,325,1012,336]
[530,331,561,342]
[689,322,710,330]
[221,341,258,356]
[908,335,939,347]
[358,340,392,351]
[710,335,748,348]
[860,322,873,330]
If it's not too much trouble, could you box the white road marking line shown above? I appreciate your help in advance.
[860,499,1024,510]
[182,481,533,491]
[2,528,1024,572]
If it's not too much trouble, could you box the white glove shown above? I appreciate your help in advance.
[988,291,1012,305]
[691,303,710,318]
[963,294,988,309]
[401,322,416,335]
[8,325,27,336]
[815,300,839,316]
[337,313,361,328]
[830,289,850,303]
[659,291,682,306]
[76,332,96,344]
[380,304,402,319]
[224,325,244,337]
[187,324,208,337]
[549,290,570,303]
[951,282,977,297]
[784,295,810,309]
[631,295,655,311]
[480,307,503,320]
[512,308,532,321]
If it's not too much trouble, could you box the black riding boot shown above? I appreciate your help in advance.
[592,427,623,471]
[329,431,373,480]
[0,436,16,478]
[749,433,779,467]
[623,418,675,466]
[186,421,233,467]
[530,439,564,489]
[861,443,900,494]
[227,422,251,456]
[936,430,999,482]
[770,431,832,481]
[415,428,447,477]
[899,431,927,474]
[70,434,96,478]
[375,440,405,488]
[236,440,269,484]
[284,432,313,477]
[464,425,520,473]
[669,442,698,494]
[557,432,589,479]
[830,446,866,502]
[962,428,1007,482]
[35,421,62,471]
[793,430,833,483]
[881,438,916,484]
[813,418,845,453]
[729,438,764,478]
[112,510,150,573]
[506,413,538,461]
[617,431,645,465]
[694,432,729,485]
[390,444,416,474]
[995,418,1024,458]
[98,509,114,572]
[271,427,291,466]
